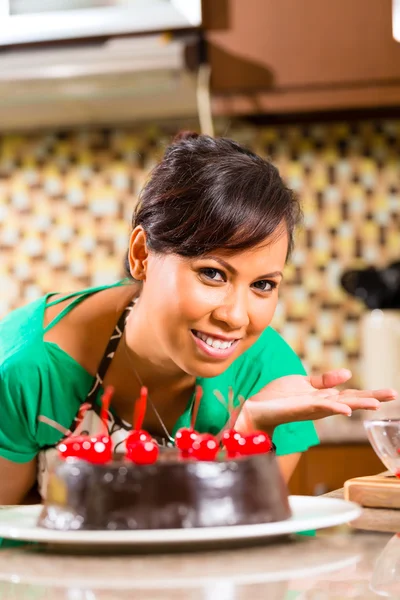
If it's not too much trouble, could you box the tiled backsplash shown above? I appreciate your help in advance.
[0,120,399,387]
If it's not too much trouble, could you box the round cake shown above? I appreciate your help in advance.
[38,450,291,531]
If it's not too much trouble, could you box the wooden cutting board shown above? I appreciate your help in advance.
[344,472,400,509]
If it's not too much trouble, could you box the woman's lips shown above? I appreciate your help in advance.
[190,330,240,359]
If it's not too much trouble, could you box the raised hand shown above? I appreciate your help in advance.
[235,368,397,433]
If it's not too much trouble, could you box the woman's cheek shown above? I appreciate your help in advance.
[250,295,278,333]
[178,282,224,318]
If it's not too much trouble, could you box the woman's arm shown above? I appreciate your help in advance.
[0,457,37,505]
[278,453,301,484]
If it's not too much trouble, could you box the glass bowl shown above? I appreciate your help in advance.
[364,419,400,476]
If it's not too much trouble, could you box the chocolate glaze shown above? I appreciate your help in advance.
[38,452,291,530]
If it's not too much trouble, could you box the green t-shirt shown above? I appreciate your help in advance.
[0,281,319,463]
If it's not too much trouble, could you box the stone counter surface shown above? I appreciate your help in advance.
[0,486,398,599]
[0,526,397,598]
[325,486,400,533]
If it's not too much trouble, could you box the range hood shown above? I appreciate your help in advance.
[0,1,204,131]
[0,1,202,45]
[0,34,203,130]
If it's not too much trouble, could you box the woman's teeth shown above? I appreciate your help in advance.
[194,331,235,350]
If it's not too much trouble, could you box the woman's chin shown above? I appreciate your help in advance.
[183,358,234,380]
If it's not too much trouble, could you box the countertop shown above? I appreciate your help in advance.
[325,487,400,533]
[0,497,398,600]
[0,529,397,599]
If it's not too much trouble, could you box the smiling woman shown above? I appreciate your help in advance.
[124,133,295,383]
[0,132,396,505]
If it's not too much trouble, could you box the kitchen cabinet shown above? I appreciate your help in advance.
[289,443,385,496]
[203,0,400,114]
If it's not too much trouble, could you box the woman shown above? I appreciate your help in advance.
[0,132,395,504]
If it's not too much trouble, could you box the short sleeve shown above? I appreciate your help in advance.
[0,363,40,463]
[273,420,319,456]
[236,327,320,456]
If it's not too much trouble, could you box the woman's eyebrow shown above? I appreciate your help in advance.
[204,256,283,279]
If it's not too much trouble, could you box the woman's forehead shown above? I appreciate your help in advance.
[206,232,289,262]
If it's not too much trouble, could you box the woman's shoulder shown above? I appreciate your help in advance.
[0,303,87,450]
[0,296,48,368]
[0,317,50,397]
[226,327,305,398]
[0,279,136,373]
[240,326,300,362]
[0,314,76,464]
[216,327,303,381]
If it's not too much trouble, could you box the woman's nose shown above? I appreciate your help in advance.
[212,290,250,330]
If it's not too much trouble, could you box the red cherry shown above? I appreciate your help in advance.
[125,429,152,448]
[396,470,400,479]
[240,432,273,456]
[58,438,83,460]
[126,440,159,465]
[58,434,112,464]
[221,429,243,458]
[175,428,199,454]
[191,434,219,461]
[86,435,113,464]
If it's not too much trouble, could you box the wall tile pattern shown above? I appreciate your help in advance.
[0,120,399,386]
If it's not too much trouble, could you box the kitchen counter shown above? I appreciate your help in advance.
[0,522,397,598]
[325,487,400,534]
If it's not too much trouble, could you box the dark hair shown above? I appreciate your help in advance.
[125,131,301,274]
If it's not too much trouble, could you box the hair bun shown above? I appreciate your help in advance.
[173,130,200,143]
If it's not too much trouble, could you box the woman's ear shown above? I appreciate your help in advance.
[128,226,149,281]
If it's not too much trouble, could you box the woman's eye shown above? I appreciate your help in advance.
[252,280,277,292]
[199,268,225,282]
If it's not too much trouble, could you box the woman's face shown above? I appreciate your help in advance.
[130,227,289,379]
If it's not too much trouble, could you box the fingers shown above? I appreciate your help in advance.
[315,389,340,397]
[309,369,352,390]
[317,393,383,416]
[339,388,398,402]
[245,395,353,426]
[242,385,396,430]
[336,396,380,411]
[319,399,353,417]
[372,389,398,401]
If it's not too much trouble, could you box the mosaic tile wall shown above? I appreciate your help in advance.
[0,120,399,385]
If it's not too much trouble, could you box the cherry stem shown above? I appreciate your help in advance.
[233,396,254,433]
[228,387,234,414]
[216,391,243,444]
[75,402,91,429]
[191,385,203,429]
[228,406,242,430]
[213,389,227,409]
[229,395,245,427]
[219,395,246,437]
[100,386,114,433]
[133,386,148,431]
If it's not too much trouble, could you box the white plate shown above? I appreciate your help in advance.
[0,496,361,547]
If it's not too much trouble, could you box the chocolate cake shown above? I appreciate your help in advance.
[38,451,291,531]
